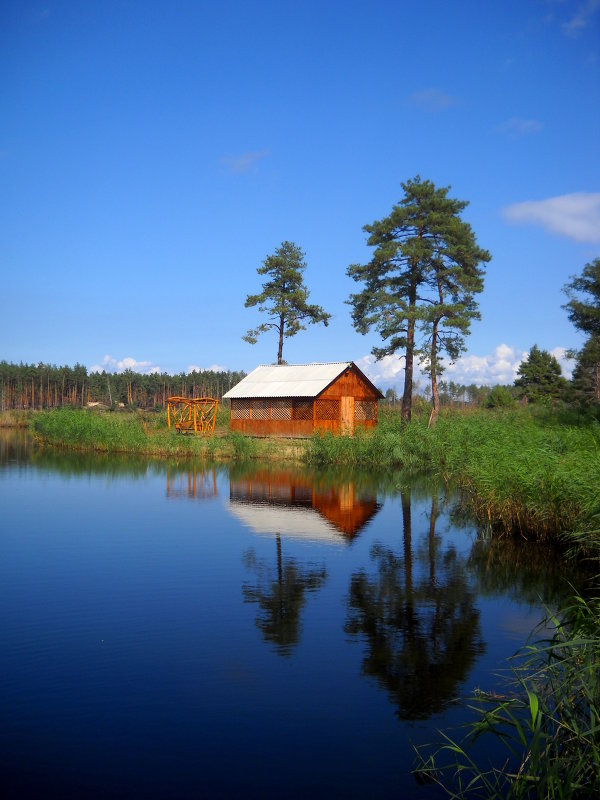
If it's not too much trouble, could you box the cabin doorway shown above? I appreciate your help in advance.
[340,396,354,435]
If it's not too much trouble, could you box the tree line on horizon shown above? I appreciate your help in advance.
[0,362,247,411]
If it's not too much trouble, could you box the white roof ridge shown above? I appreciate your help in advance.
[256,361,351,367]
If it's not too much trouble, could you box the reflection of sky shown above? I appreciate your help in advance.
[0,443,577,797]
[229,500,345,544]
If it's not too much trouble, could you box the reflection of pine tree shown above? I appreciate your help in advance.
[243,534,327,656]
[346,491,485,719]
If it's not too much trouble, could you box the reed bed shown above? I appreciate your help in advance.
[29,407,308,462]
[308,409,600,541]
[414,585,600,798]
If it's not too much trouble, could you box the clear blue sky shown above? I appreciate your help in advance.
[2,0,599,388]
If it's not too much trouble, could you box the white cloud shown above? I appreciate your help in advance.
[357,343,575,389]
[562,0,600,37]
[444,344,527,386]
[503,192,600,243]
[408,88,459,112]
[550,346,576,379]
[220,148,269,175]
[89,354,161,374]
[187,364,228,373]
[495,117,543,138]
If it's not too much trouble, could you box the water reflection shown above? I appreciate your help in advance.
[228,467,381,543]
[243,534,327,656]
[1,429,594,796]
[346,491,485,720]
[166,467,218,500]
[0,427,31,463]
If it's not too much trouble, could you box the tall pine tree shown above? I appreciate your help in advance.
[347,177,490,423]
[563,258,600,407]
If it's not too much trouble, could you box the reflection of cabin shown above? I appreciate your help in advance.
[222,362,383,437]
[228,468,381,542]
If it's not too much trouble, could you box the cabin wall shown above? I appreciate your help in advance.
[230,418,313,437]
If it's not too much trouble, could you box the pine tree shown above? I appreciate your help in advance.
[514,345,567,402]
[347,177,490,423]
[563,259,600,408]
[243,241,331,364]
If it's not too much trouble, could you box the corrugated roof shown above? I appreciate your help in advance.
[223,362,353,399]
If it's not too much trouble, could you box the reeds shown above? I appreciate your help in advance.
[29,407,299,462]
[413,587,600,798]
[308,408,600,542]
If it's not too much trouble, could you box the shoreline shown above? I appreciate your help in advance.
[3,406,599,548]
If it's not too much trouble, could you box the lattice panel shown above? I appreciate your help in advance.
[231,399,250,420]
[271,399,292,420]
[293,399,313,420]
[355,400,377,421]
[251,399,269,420]
[315,399,340,421]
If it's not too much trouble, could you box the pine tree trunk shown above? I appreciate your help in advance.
[401,278,418,422]
[428,322,440,428]
[277,315,285,365]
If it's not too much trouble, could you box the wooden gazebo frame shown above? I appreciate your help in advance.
[167,396,219,435]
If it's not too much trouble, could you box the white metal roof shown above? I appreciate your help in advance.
[223,362,353,399]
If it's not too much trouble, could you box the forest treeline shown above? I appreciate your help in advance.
[0,361,247,411]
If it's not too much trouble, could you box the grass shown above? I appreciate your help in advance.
[413,582,600,798]
[29,406,309,462]
[0,409,34,427]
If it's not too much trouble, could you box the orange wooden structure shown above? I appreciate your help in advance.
[223,362,383,437]
[167,396,218,435]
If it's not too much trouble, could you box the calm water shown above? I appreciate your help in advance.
[0,431,578,798]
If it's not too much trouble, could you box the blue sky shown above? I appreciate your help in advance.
[2,0,599,389]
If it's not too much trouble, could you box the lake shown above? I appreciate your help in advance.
[0,430,578,798]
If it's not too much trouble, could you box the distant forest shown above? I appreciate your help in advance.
[0,361,247,411]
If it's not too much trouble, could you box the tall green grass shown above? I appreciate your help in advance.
[308,408,600,541]
[29,407,295,461]
[414,584,600,798]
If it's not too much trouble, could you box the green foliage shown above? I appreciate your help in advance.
[571,335,600,408]
[514,345,567,403]
[347,176,490,419]
[243,240,331,364]
[563,257,600,338]
[308,407,600,541]
[31,407,148,451]
[413,588,600,798]
[28,407,298,463]
[486,385,516,409]
[563,260,600,410]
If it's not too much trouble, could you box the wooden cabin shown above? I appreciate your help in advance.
[222,361,383,437]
